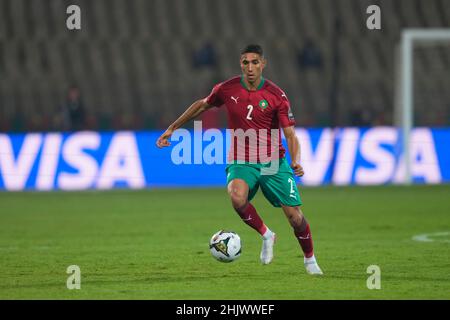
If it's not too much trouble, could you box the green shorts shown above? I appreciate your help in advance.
[226,158,302,207]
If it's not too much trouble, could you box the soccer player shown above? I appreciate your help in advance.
[156,44,323,275]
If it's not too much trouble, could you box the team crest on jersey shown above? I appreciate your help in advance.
[258,99,269,110]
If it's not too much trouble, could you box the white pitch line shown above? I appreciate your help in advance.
[412,231,450,243]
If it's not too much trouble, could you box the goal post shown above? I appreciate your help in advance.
[397,29,450,185]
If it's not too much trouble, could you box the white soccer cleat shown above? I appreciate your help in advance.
[304,256,324,275]
[260,232,276,265]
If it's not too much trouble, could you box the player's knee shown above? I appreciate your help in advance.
[285,213,297,227]
[227,183,248,209]
[230,193,247,209]
[290,214,308,233]
[284,208,304,228]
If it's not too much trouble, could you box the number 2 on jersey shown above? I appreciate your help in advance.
[246,104,253,120]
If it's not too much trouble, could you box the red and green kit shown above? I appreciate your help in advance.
[206,76,301,207]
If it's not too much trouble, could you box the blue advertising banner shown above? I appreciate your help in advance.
[0,127,448,190]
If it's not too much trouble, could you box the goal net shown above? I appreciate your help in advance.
[395,29,450,184]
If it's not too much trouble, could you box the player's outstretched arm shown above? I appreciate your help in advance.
[156,98,213,148]
[282,126,304,177]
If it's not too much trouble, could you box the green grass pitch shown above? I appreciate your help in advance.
[0,185,449,299]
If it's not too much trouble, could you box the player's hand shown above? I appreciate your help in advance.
[156,129,173,148]
[291,162,304,177]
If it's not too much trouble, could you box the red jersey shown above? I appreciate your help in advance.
[205,76,296,163]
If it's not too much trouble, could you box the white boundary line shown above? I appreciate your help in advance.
[412,231,450,243]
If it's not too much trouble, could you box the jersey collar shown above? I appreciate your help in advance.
[240,75,265,91]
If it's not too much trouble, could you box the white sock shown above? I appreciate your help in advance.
[262,228,274,240]
[304,255,316,263]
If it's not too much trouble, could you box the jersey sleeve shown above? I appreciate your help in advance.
[205,83,224,107]
[278,95,296,127]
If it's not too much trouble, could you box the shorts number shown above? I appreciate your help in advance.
[288,178,296,198]
[246,105,253,120]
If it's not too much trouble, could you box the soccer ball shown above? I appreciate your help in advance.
[209,230,241,263]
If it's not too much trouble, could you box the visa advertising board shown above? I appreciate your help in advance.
[0,127,448,190]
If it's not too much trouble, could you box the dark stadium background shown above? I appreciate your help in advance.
[1,0,449,133]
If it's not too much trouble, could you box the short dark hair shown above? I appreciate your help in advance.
[241,44,264,57]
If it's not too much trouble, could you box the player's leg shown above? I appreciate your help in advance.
[281,205,312,257]
[259,158,322,274]
[227,178,272,236]
[281,205,323,275]
[226,165,275,264]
